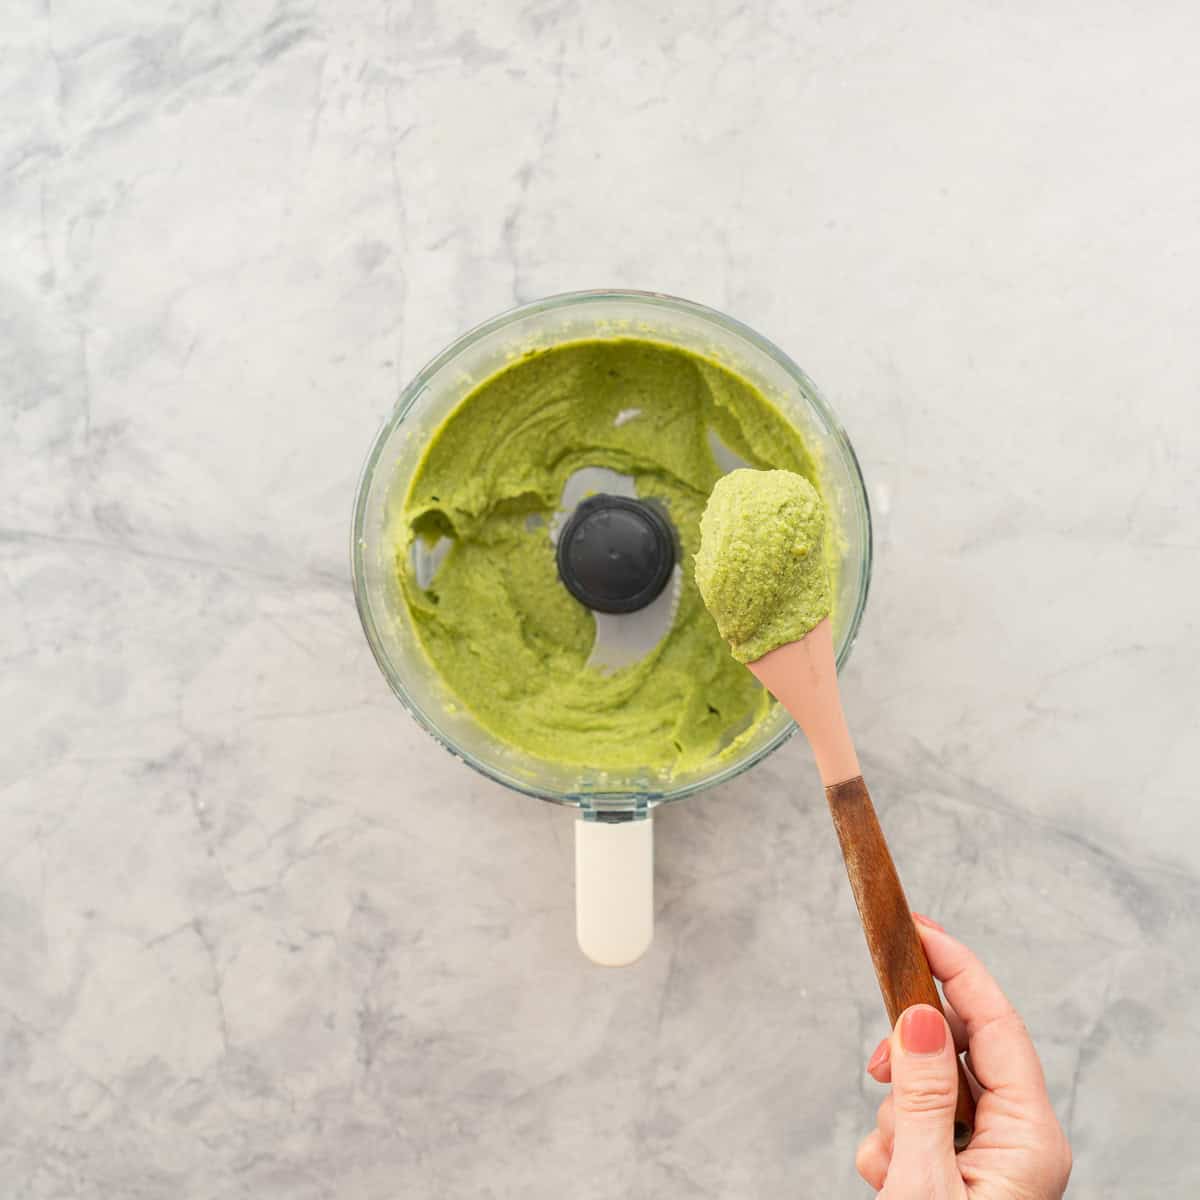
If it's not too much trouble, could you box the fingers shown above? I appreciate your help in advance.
[855,1097,897,1190]
[866,1004,968,1085]
[913,920,1049,1101]
[876,1094,895,1148]
[866,1036,890,1082]
[855,1129,890,1192]
[913,919,1012,1029]
[859,915,1057,1198]
[885,1005,960,1180]
[942,997,969,1055]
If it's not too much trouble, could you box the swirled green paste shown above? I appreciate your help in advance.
[395,337,834,773]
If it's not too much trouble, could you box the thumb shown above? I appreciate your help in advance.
[886,1005,959,1188]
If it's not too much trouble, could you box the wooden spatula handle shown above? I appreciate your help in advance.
[825,775,976,1150]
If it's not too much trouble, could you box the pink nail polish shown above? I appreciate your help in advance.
[866,1038,890,1073]
[912,912,945,932]
[901,1007,947,1055]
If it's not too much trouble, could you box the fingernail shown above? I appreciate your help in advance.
[901,1006,947,1056]
[866,1037,890,1073]
[912,912,945,932]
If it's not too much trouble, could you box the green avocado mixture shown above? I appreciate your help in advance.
[396,337,834,774]
[695,469,832,663]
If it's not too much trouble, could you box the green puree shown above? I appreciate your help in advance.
[695,469,832,663]
[397,337,832,773]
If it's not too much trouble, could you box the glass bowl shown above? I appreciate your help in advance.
[352,290,872,814]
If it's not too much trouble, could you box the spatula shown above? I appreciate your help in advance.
[749,616,976,1149]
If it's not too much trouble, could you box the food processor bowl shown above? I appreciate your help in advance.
[352,290,872,964]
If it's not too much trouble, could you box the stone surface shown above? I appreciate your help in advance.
[3,1,1199,1196]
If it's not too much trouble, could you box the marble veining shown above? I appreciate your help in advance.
[3,1,1200,1196]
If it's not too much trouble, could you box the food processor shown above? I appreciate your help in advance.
[352,290,872,965]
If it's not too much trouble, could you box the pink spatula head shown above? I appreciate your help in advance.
[745,617,860,786]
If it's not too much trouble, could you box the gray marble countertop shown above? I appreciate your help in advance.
[4,2,1199,1197]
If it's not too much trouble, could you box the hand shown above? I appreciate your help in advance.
[855,915,1072,1198]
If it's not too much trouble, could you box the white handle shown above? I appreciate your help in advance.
[574,815,654,967]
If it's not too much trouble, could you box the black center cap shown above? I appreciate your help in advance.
[556,495,676,614]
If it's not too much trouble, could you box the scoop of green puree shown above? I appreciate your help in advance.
[694,468,832,664]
